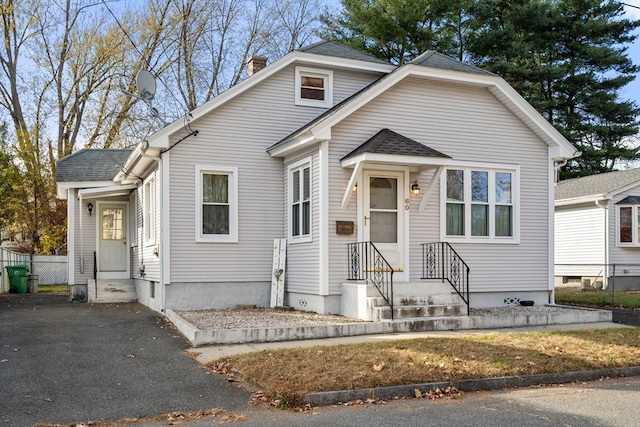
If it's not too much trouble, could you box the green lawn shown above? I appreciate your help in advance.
[37,284,69,293]
[555,287,640,308]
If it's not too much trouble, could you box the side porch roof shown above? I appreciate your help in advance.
[56,149,133,199]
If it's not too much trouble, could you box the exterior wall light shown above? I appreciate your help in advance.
[87,202,93,216]
[410,180,421,196]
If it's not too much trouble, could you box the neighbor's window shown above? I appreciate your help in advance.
[616,199,640,246]
[295,66,333,108]
[289,158,312,242]
[196,166,238,243]
[143,177,156,244]
[443,167,517,241]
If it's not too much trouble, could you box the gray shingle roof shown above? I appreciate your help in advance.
[410,51,495,76]
[555,168,640,201]
[56,149,132,182]
[341,128,451,161]
[297,40,390,65]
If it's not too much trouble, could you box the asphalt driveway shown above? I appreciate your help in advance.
[0,295,251,426]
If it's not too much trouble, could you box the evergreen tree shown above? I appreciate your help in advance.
[321,0,471,64]
[469,0,640,178]
[324,0,640,178]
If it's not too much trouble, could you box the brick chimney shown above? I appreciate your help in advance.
[247,55,267,76]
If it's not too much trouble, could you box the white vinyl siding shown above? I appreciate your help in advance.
[555,204,605,265]
[168,65,381,283]
[133,168,161,281]
[327,77,550,294]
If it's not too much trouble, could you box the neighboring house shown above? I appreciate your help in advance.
[56,41,578,320]
[555,168,640,290]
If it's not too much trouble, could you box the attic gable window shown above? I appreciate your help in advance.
[295,66,333,108]
[616,197,640,246]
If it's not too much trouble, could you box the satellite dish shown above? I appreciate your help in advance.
[136,70,156,106]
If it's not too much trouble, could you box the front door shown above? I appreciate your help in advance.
[363,171,404,276]
[98,203,129,279]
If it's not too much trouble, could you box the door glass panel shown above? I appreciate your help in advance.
[371,211,397,243]
[369,177,398,244]
[102,208,124,240]
[369,178,396,209]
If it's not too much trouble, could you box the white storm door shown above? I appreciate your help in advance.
[98,203,129,279]
[363,171,404,275]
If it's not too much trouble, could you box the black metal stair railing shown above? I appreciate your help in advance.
[346,241,394,319]
[421,242,470,315]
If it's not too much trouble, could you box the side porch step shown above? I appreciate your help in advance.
[88,279,137,303]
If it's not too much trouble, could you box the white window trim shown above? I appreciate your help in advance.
[616,204,640,246]
[288,156,313,243]
[195,165,238,243]
[143,177,156,246]
[295,66,333,108]
[440,164,520,244]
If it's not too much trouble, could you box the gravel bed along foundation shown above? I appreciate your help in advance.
[176,305,577,331]
[175,307,368,330]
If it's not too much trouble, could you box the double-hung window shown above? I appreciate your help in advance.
[196,166,238,243]
[289,158,312,242]
[616,197,640,246]
[295,66,333,108]
[143,177,156,245]
[443,166,518,242]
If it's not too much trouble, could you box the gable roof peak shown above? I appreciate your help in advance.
[341,128,451,161]
[409,50,494,76]
[296,40,391,65]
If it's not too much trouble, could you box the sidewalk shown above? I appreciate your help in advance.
[188,321,630,364]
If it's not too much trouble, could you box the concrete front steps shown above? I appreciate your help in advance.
[368,280,466,321]
[87,279,137,303]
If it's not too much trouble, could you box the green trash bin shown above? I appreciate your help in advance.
[6,265,29,294]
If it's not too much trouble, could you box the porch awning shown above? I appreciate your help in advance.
[78,185,137,199]
[340,129,451,211]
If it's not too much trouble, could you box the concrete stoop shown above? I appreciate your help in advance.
[87,279,137,303]
[166,305,613,348]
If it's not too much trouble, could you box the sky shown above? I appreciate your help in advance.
[623,1,640,109]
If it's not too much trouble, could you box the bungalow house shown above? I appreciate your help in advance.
[555,168,640,290]
[56,41,578,320]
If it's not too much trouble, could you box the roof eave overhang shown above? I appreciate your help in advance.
[268,129,329,158]
[146,52,395,151]
[490,80,579,160]
[341,152,452,170]
[77,185,137,199]
[56,181,123,199]
[113,146,162,185]
[554,194,608,207]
